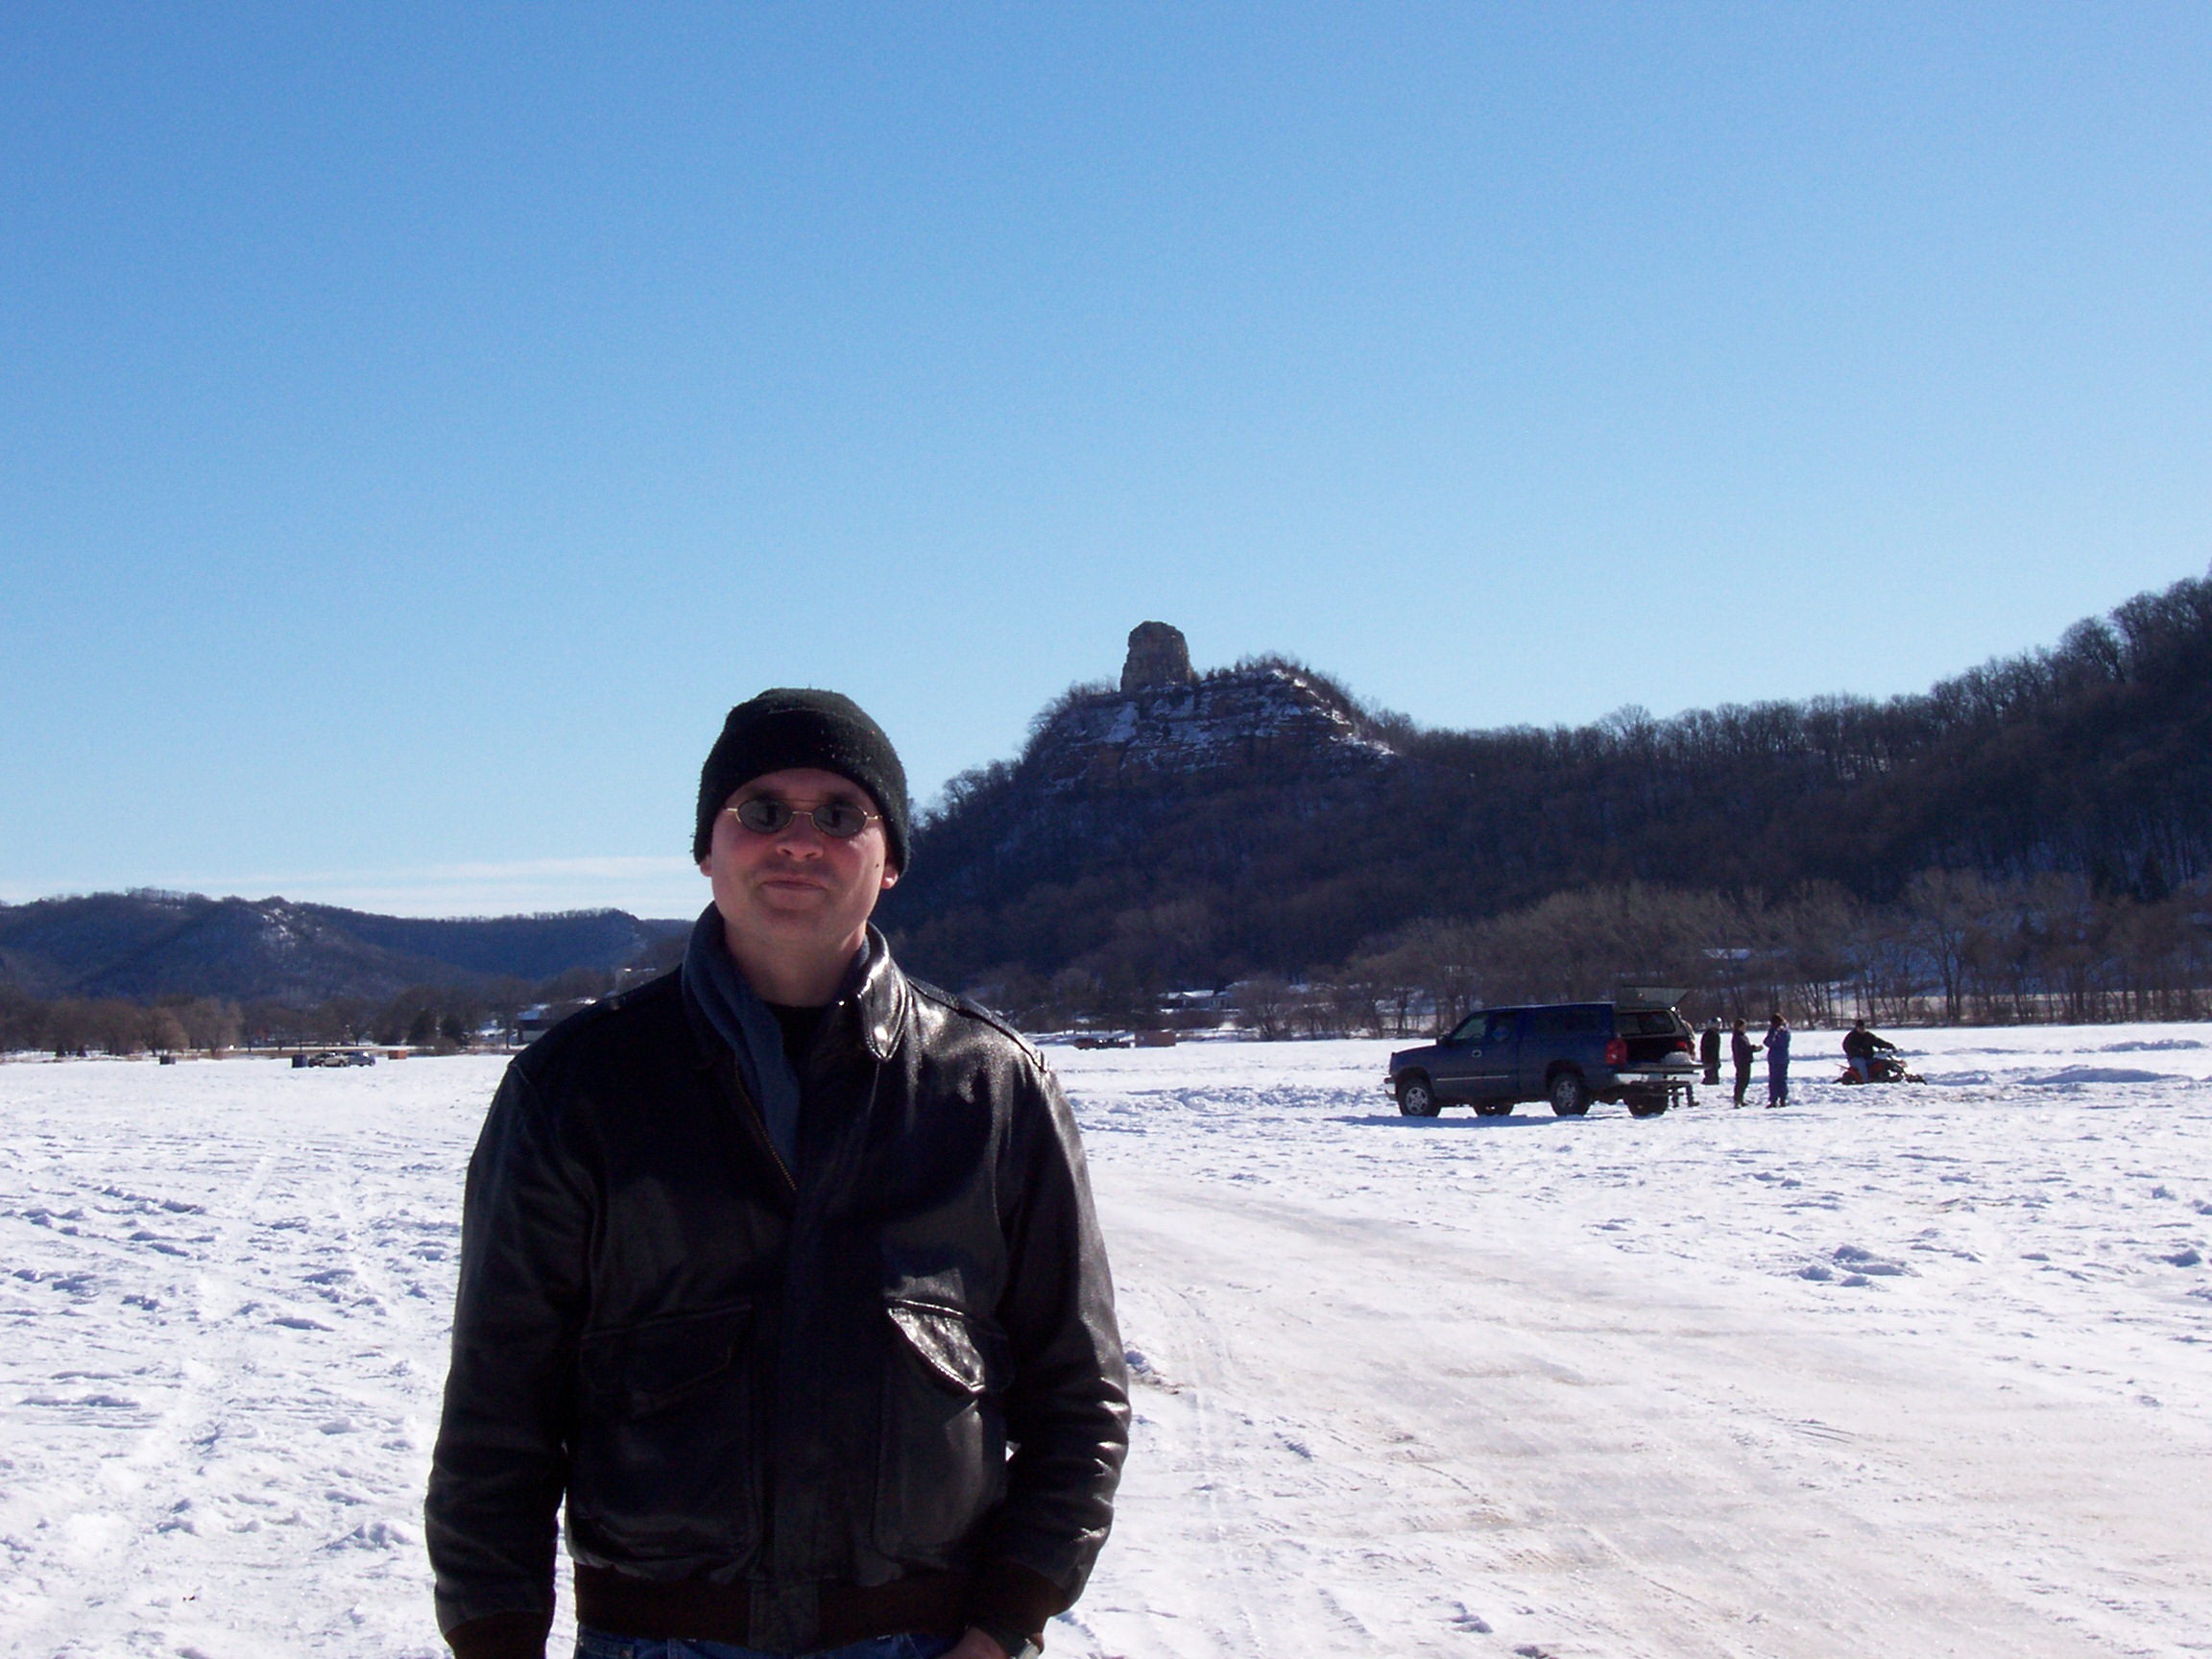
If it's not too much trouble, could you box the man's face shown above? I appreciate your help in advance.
[699,766,899,969]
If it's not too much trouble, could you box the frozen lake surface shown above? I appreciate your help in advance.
[2,1025,2208,1657]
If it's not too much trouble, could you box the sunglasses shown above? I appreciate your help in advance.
[725,796,879,839]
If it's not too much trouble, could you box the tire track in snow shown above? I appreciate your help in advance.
[1081,1169,2200,1658]
[0,1059,482,1657]
[5,1141,279,1658]
[1108,1277,1273,1657]
[1087,1210,1524,1658]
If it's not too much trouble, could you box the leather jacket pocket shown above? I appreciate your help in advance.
[875,1295,1009,1560]
[569,1301,759,1558]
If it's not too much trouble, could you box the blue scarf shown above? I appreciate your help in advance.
[681,906,806,1172]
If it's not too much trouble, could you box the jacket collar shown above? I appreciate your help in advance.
[848,924,907,1062]
[678,922,907,1067]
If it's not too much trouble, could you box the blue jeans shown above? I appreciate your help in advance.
[576,1629,958,1659]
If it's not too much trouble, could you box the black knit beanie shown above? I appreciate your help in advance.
[693,689,911,871]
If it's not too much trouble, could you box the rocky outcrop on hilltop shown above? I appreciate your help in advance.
[1027,623,1392,791]
[878,623,1419,991]
[1119,620,1196,692]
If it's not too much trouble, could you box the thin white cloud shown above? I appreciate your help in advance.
[2,857,709,920]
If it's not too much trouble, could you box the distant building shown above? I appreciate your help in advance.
[513,1001,592,1046]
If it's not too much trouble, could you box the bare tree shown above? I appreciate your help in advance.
[1233,975,1296,1040]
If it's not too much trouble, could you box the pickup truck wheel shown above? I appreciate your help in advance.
[1398,1075,1440,1118]
[1549,1072,1590,1116]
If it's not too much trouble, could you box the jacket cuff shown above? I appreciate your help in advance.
[444,1609,554,1659]
[969,1559,1070,1644]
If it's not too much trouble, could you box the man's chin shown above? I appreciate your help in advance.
[742,901,862,943]
[751,884,834,912]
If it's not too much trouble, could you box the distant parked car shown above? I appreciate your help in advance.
[1387,989,1696,1118]
[293,1048,376,1069]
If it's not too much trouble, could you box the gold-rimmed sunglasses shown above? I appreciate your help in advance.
[724,797,879,839]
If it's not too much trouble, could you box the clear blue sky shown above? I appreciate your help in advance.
[4,4,2207,918]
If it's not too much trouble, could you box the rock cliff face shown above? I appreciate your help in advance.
[1119,620,1196,692]
[1027,628,1391,791]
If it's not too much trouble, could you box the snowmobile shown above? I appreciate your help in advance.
[1837,1052,1925,1086]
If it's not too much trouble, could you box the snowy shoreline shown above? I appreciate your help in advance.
[3,1026,2207,1656]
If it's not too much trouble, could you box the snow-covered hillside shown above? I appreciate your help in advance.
[3,1028,2207,1657]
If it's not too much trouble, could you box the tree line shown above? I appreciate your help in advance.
[0,965,628,1059]
[973,870,2212,1036]
[11,871,2204,1051]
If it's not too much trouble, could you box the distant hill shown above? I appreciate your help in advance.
[14,568,2210,1013]
[879,572,2212,993]
[0,892,689,1005]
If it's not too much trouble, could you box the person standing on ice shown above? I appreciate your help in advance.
[1763,1012,1791,1107]
[1698,1020,1721,1087]
[1729,1018,1757,1107]
[426,689,1127,1659]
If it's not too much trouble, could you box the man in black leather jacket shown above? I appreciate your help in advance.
[427,690,1128,1659]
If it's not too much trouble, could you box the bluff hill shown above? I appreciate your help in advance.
[0,892,682,1006]
[878,575,2212,994]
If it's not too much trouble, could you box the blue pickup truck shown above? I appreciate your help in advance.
[1387,989,1696,1118]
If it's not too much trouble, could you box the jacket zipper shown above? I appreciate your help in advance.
[721,1058,798,1193]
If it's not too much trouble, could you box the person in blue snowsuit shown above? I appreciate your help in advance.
[1763,1012,1791,1107]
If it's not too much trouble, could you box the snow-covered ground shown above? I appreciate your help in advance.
[2,1025,2207,1657]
